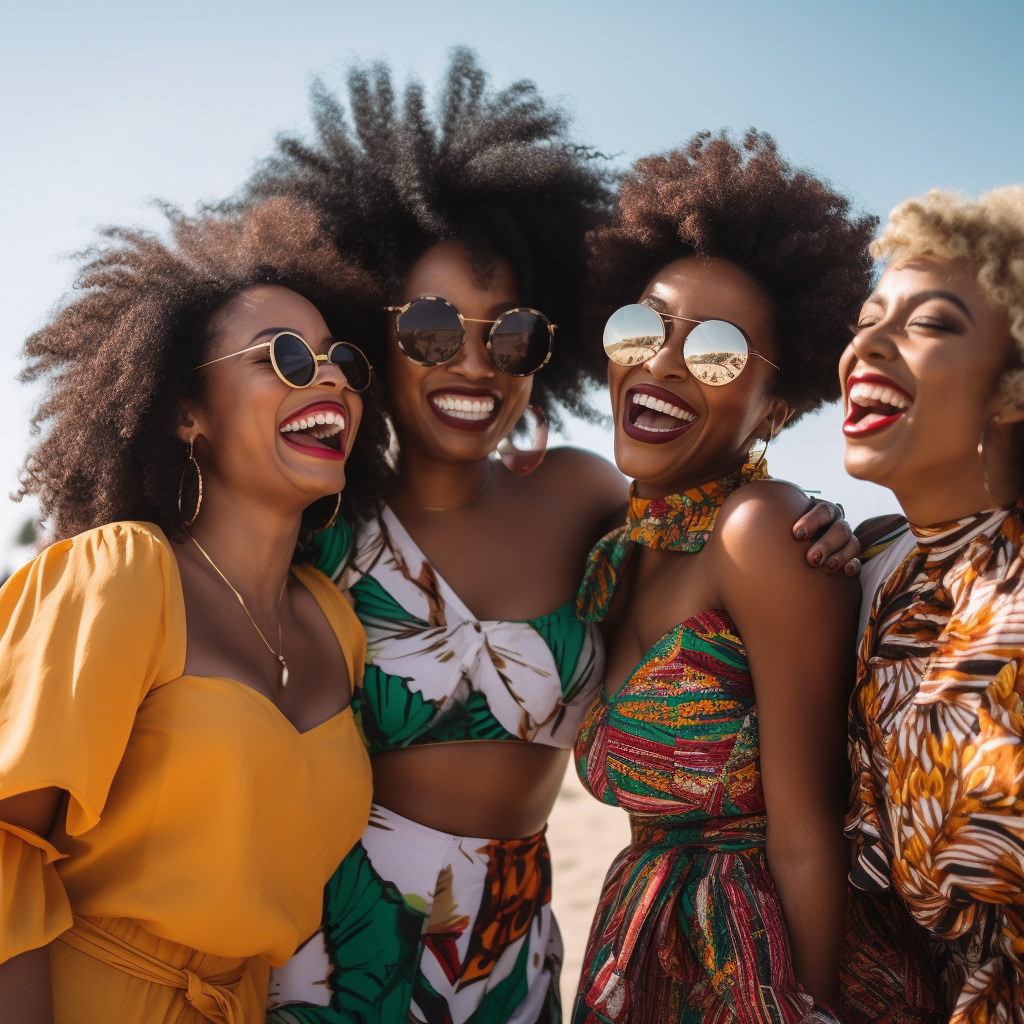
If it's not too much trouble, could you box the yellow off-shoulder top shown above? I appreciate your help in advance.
[0,522,372,1020]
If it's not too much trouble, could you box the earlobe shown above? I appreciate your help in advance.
[175,401,200,444]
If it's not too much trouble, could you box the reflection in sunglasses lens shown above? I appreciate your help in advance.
[683,320,749,386]
[329,343,371,392]
[274,333,317,387]
[490,310,550,376]
[396,298,465,365]
[603,305,665,366]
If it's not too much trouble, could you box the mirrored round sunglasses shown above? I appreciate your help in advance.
[194,332,373,392]
[603,303,778,385]
[386,295,555,377]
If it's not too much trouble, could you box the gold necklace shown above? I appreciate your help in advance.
[392,463,493,513]
[186,531,290,687]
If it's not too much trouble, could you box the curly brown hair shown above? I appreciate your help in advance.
[587,130,878,423]
[245,48,614,427]
[18,197,391,557]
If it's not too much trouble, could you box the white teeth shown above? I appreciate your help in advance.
[280,409,346,435]
[630,392,696,422]
[849,381,912,410]
[430,393,497,420]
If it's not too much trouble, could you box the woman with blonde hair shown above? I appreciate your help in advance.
[841,185,1024,1023]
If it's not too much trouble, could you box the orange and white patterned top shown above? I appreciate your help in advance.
[847,500,1024,1022]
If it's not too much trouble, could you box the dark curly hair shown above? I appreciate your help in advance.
[244,47,614,426]
[18,197,391,557]
[587,130,877,423]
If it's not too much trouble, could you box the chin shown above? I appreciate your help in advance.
[843,445,892,485]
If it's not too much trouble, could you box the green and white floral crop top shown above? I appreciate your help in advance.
[315,507,604,753]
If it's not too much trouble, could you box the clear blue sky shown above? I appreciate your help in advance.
[2,0,1022,566]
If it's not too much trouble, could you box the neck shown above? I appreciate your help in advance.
[633,450,751,501]
[890,460,1001,527]
[392,443,493,511]
[185,482,301,616]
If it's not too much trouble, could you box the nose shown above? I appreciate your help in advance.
[851,320,899,364]
[644,319,691,381]
[313,358,356,392]
[447,323,496,380]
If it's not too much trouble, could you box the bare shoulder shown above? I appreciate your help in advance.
[714,479,859,604]
[532,446,628,511]
[716,479,813,546]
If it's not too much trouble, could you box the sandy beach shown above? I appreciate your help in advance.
[546,759,632,1008]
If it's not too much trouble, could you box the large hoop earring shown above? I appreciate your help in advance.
[495,405,548,476]
[978,414,1009,505]
[749,411,777,473]
[178,438,203,526]
[311,492,343,534]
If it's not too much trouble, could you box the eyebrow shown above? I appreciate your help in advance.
[910,289,975,323]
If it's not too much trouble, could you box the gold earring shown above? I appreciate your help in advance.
[750,411,777,473]
[178,438,203,526]
[978,414,1005,505]
[311,492,342,534]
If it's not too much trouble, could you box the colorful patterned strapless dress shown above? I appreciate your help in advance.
[571,463,838,1024]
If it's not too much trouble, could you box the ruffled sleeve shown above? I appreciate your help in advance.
[0,522,184,961]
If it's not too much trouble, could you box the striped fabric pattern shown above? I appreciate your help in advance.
[572,463,838,1024]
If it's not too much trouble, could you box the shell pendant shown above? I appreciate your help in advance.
[279,657,290,688]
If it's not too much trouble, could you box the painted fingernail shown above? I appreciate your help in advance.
[812,551,823,566]
[827,557,838,570]
[796,528,807,539]
[846,562,857,575]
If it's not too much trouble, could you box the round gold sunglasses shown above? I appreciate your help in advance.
[604,304,779,385]
[194,331,372,391]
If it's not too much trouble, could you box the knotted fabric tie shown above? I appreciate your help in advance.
[57,915,248,1023]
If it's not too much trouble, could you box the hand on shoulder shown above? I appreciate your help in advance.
[714,480,860,603]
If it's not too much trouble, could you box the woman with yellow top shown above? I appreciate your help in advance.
[0,198,388,1023]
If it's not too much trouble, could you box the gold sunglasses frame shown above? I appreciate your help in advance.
[607,304,780,380]
[385,295,557,377]
[193,331,373,392]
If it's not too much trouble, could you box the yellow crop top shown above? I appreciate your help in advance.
[0,522,372,967]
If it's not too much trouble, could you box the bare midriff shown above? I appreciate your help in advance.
[370,740,570,839]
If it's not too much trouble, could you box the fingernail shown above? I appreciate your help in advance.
[827,557,838,570]
[846,563,857,575]
[796,528,806,539]
[812,551,822,566]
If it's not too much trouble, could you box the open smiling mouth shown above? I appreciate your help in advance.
[427,388,502,433]
[279,402,347,460]
[843,375,914,437]
[622,385,698,444]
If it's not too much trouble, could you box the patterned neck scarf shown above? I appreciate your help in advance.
[576,458,769,623]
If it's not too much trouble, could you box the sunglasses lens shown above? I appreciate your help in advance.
[396,298,465,365]
[490,309,552,376]
[603,304,665,365]
[683,320,749,386]
[273,333,317,387]
[329,343,372,392]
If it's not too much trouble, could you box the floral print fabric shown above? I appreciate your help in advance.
[267,805,560,1024]
[844,500,1024,1023]
[337,507,604,750]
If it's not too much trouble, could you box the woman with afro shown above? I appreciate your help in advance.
[0,198,390,1022]
[572,131,875,1023]
[250,53,858,1024]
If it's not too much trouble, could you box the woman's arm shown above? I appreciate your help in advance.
[0,949,54,1024]
[716,482,859,1009]
[0,788,62,1024]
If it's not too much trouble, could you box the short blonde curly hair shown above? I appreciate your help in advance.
[872,186,1024,403]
